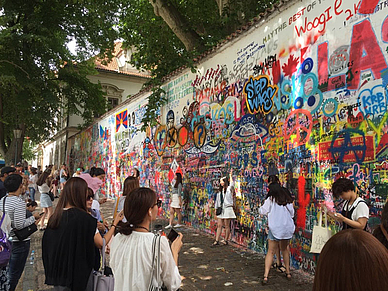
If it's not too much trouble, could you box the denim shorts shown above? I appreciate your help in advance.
[268,229,280,241]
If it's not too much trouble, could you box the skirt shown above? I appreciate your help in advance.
[217,206,236,219]
[170,194,181,209]
[40,193,53,208]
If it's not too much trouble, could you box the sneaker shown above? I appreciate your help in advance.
[165,224,172,229]
[175,224,183,228]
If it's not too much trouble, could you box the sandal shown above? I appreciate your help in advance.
[277,265,286,273]
[261,276,268,285]
[211,241,220,247]
[221,240,229,245]
[285,273,291,281]
[271,262,278,269]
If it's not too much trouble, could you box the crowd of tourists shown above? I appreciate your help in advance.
[0,161,387,290]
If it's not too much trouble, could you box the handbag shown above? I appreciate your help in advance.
[93,238,114,291]
[47,191,55,201]
[13,222,38,241]
[148,233,167,291]
[310,209,332,254]
[215,191,224,216]
[0,198,11,267]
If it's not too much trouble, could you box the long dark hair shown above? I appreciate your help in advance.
[267,183,293,206]
[268,175,280,185]
[36,168,51,187]
[373,202,388,249]
[313,229,388,291]
[123,176,140,196]
[132,168,140,178]
[174,173,182,188]
[219,176,229,193]
[47,177,88,229]
[117,187,157,235]
[90,167,105,177]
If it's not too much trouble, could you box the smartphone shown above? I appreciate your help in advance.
[167,228,179,242]
[39,212,44,216]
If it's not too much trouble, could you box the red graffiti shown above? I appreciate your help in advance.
[283,109,313,146]
[382,16,388,42]
[272,60,281,85]
[319,19,388,91]
[358,0,379,14]
[347,19,387,90]
[282,54,299,78]
[296,176,310,229]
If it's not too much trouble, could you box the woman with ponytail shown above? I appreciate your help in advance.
[110,187,183,291]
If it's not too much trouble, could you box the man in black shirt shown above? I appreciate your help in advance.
[0,166,16,199]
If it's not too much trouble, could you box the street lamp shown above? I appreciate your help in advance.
[13,128,22,165]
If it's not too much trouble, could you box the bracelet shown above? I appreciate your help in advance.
[111,224,117,228]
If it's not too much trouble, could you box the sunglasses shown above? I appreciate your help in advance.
[154,200,162,208]
[87,194,94,200]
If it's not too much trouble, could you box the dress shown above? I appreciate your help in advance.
[38,183,52,208]
[42,208,96,290]
[259,197,295,240]
[215,184,236,219]
[110,231,181,291]
[170,184,182,209]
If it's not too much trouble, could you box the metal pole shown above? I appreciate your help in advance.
[14,139,17,165]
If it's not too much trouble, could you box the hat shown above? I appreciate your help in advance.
[1,166,16,176]
[78,173,103,194]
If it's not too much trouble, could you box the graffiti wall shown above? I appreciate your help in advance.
[70,0,388,273]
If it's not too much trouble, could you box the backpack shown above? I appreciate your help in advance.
[0,198,11,267]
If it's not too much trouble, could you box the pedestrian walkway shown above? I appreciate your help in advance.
[19,198,313,290]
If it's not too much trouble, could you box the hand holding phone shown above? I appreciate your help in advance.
[167,228,179,242]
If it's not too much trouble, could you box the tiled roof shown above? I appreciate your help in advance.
[94,42,151,79]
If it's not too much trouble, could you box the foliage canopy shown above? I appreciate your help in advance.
[0,0,121,163]
[117,0,278,129]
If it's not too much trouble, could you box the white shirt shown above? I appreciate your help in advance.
[215,181,235,208]
[259,197,295,240]
[91,200,100,211]
[38,183,50,194]
[110,231,181,291]
[28,174,38,189]
[343,197,369,221]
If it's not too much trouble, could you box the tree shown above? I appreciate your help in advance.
[0,0,121,164]
[118,0,278,129]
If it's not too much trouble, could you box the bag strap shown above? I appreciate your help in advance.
[148,234,158,290]
[156,234,161,288]
[113,198,120,219]
[0,197,6,228]
[101,238,106,271]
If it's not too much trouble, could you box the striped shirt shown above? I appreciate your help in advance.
[0,195,35,242]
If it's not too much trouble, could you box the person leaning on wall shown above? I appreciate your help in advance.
[328,178,369,230]
[313,229,388,291]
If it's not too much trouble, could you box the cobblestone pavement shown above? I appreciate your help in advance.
[18,196,313,291]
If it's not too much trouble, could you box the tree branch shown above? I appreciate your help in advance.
[148,0,205,52]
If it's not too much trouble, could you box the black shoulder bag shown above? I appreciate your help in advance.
[216,190,224,216]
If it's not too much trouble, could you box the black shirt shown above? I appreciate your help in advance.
[42,208,97,290]
[0,180,6,200]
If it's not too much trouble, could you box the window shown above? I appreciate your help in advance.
[107,97,119,109]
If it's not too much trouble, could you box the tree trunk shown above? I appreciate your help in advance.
[149,0,205,52]
[215,0,228,16]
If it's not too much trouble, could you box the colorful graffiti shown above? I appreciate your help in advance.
[68,0,388,274]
